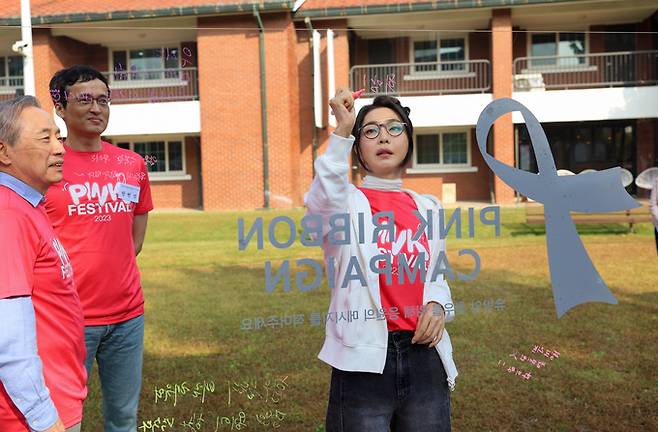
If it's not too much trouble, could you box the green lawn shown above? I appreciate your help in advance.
[81,208,658,431]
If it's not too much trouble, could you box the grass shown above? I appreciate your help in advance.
[81,207,658,431]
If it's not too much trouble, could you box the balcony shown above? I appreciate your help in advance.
[513,50,658,91]
[0,76,24,101]
[102,67,199,104]
[349,60,491,97]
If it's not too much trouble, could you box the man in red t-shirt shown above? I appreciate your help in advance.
[0,96,87,432]
[44,66,153,432]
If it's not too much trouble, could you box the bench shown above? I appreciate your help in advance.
[525,202,653,231]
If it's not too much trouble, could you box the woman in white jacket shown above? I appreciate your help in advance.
[305,88,457,431]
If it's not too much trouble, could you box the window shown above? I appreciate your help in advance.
[414,131,469,167]
[442,133,468,164]
[412,36,466,73]
[116,139,185,175]
[416,135,440,164]
[530,33,586,68]
[112,47,181,81]
[0,56,23,87]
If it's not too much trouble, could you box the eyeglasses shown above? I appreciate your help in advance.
[359,121,407,139]
[73,94,111,108]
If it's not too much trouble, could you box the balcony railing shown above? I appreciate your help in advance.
[0,76,24,94]
[102,67,198,103]
[513,50,658,91]
[350,60,491,96]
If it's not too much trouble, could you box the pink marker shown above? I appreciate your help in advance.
[352,88,366,99]
[331,89,367,116]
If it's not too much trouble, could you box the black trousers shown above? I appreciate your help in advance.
[326,331,451,432]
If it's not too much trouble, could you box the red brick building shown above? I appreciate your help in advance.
[0,0,656,209]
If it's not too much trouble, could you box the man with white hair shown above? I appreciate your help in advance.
[0,96,87,432]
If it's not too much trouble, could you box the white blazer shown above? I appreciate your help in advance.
[304,133,458,391]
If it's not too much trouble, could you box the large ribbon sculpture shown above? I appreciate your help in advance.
[476,98,640,318]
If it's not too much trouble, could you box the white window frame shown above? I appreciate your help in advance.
[406,34,475,80]
[523,31,597,74]
[108,44,190,89]
[0,55,23,93]
[407,128,478,174]
[114,135,191,181]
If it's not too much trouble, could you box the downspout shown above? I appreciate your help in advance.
[304,17,319,177]
[514,124,520,203]
[254,6,270,208]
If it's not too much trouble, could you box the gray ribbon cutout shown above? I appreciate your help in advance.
[475,98,640,318]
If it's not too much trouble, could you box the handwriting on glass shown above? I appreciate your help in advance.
[154,380,216,407]
[144,155,158,167]
[496,344,560,381]
[142,376,289,431]
[240,299,506,331]
[370,73,396,94]
[227,376,288,406]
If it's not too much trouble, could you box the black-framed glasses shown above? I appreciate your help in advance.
[73,94,111,108]
[359,120,407,139]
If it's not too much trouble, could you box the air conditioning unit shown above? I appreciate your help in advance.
[513,73,545,91]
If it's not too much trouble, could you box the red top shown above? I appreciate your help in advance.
[358,187,430,331]
[0,186,87,430]
[44,142,153,325]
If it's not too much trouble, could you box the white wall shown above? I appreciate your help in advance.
[355,86,658,128]
[54,100,201,137]
[355,93,493,127]
[511,86,658,123]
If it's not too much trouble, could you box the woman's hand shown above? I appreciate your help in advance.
[412,301,445,348]
[329,88,357,138]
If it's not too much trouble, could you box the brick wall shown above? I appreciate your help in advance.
[32,29,109,109]
[197,13,303,210]
[294,21,350,199]
[400,129,491,202]
[491,8,515,204]
[148,136,201,209]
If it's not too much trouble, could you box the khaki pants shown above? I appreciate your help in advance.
[66,424,81,432]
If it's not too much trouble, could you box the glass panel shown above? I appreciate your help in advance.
[531,33,557,67]
[442,132,468,164]
[168,141,183,171]
[7,56,23,87]
[414,40,437,72]
[112,51,128,81]
[134,141,166,172]
[0,57,5,87]
[416,135,440,164]
[8,56,22,76]
[440,38,465,72]
[117,142,130,150]
[573,128,592,163]
[593,127,612,162]
[129,49,164,80]
[558,33,586,66]
[623,125,634,166]
[164,47,179,79]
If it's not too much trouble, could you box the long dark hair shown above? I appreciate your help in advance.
[351,95,414,172]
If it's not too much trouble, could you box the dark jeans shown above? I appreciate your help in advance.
[326,331,451,432]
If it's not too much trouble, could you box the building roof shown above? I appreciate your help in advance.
[296,0,583,17]
[0,0,293,24]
